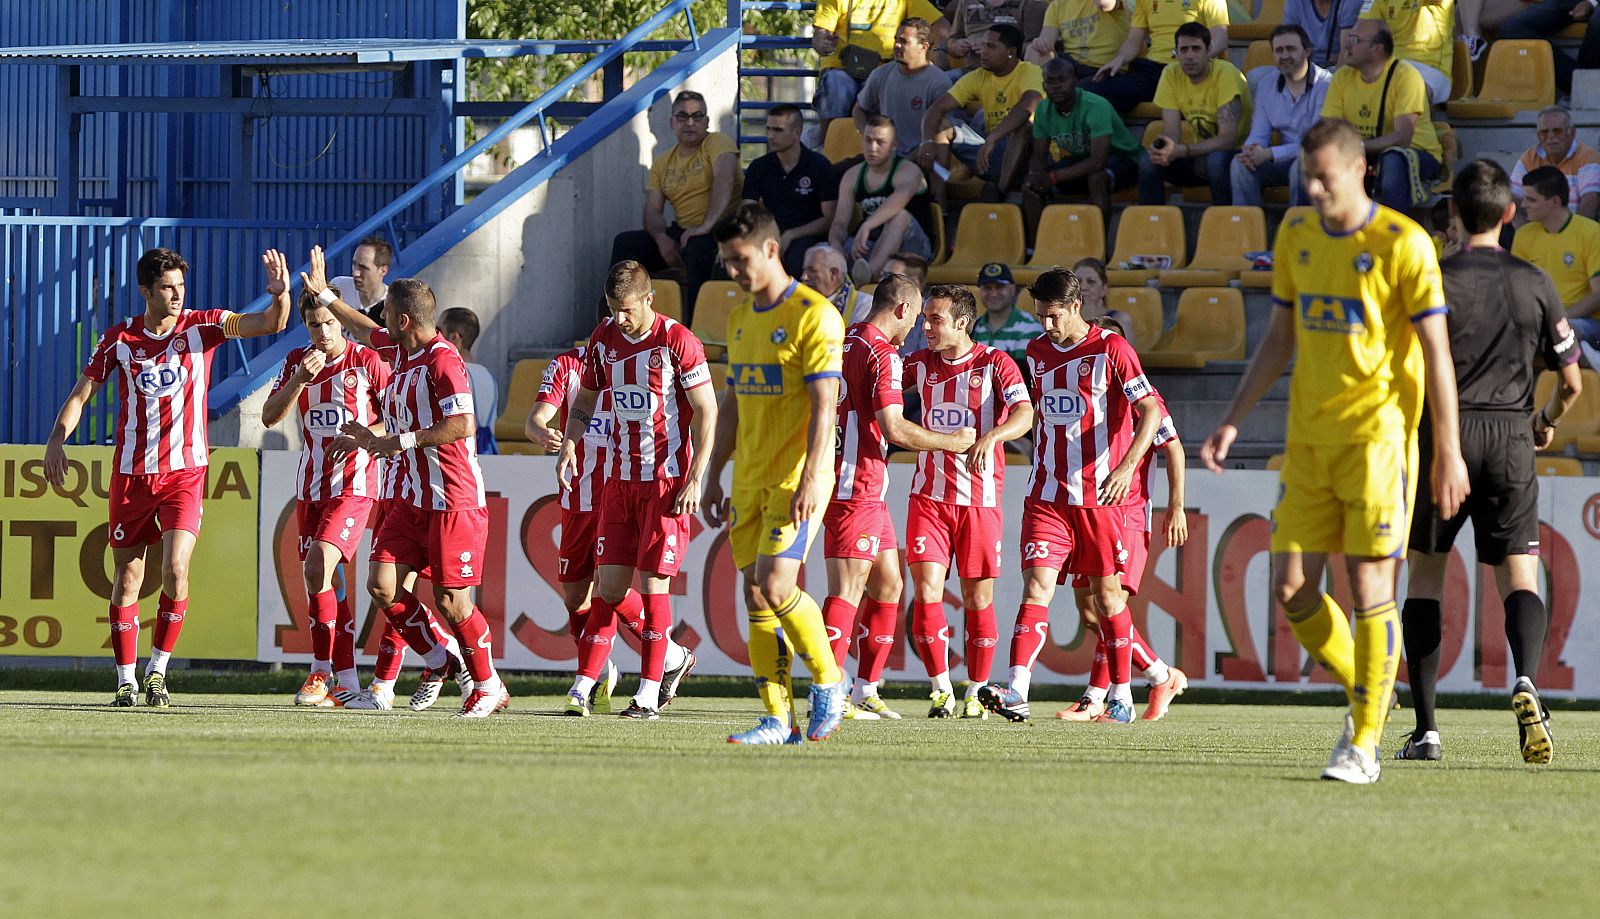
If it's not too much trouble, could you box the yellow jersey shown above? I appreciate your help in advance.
[812,0,946,69]
[1045,0,1132,69]
[727,279,847,489]
[1319,60,1442,163]
[949,61,1046,133]
[1512,213,1600,310]
[1271,203,1445,445]
[1360,0,1454,76]
[1132,0,1229,62]
[647,132,741,229]
[1151,59,1251,141]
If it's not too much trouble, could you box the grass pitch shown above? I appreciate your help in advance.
[1,689,1595,918]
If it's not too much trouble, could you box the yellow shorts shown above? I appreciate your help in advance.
[730,481,825,571]
[1271,437,1418,558]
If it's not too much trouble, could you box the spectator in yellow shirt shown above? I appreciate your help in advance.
[1138,22,1250,204]
[918,24,1045,203]
[1513,166,1600,327]
[1358,0,1453,102]
[1088,0,1230,113]
[1025,0,1131,74]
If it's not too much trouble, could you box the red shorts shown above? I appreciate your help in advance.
[558,508,601,583]
[296,494,376,563]
[1021,499,1143,584]
[1068,512,1152,594]
[905,494,1003,579]
[371,502,488,588]
[823,499,899,561]
[596,478,691,577]
[108,468,206,548]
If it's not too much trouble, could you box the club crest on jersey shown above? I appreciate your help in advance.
[1299,250,1311,265]
[173,338,187,353]
[771,327,788,345]
[798,176,812,191]
[1354,252,1374,273]
[1078,363,1091,376]
[344,371,359,388]
[649,352,664,369]
[1565,251,1577,267]
[968,374,983,388]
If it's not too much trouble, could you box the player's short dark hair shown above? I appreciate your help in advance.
[1269,23,1311,50]
[137,247,189,288]
[605,260,654,304]
[1300,118,1366,162]
[356,235,394,269]
[297,288,323,318]
[1524,165,1570,206]
[388,278,436,327]
[871,273,921,313]
[438,307,481,349]
[769,103,803,127]
[1175,21,1211,48]
[1452,159,1514,234]
[714,201,781,248]
[988,23,1025,57]
[926,283,977,329]
[1028,267,1083,311]
[899,16,932,45]
[672,90,706,112]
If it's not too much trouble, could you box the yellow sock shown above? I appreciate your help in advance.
[746,609,792,725]
[772,588,843,687]
[1351,600,1400,752]
[1285,593,1355,704]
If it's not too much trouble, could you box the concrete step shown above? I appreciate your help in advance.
[1169,398,1288,449]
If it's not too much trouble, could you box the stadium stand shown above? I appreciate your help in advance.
[1159,206,1267,287]
[1535,455,1585,476]
[494,359,554,455]
[1015,204,1105,284]
[1142,287,1247,369]
[1446,40,1556,120]
[1106,205,1188,287]
[823,118,864,163]
[1243,40,1272,73]
[1231,0,1286,41]
[652,279,685,321]
[1104,287,1165,350]
[926,203,1027,283]
[1534,368,1600,452]
[691,281,745,360]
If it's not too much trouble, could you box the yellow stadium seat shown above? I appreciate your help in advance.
[1534,455,1584,477]
[1450,39,1473,101]
[1102,287,1165,352]
[651,279,683,322]
[691,281,745,361]
[1243,40,1273,74]
[1016,204,1105,284]
[1004,448,1031,465]
[1160,206,1267,287]
[927,204,1027,283]
[1142,287,1246,369]
[1128,102,1163,120]
[1107,205,1187,287]
[887,450,919,463]
[1265,453,1285,471]
[1015,288,1035,315]
[1446,40,1556,120]
[1534,368,1600,451]
[494,358,553,451]
[930,202,947,265]
[823,119,862,163]
[707,362,729,398]
[1231,0,1286,40]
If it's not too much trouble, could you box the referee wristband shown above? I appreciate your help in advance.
[397,431,417,451]
[316,287,337,307]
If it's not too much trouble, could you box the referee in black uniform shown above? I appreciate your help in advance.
[1397,159,1583,765]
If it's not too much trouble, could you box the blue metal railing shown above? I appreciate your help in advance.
[732,0,818,147]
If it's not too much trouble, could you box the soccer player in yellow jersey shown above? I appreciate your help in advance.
[703,202,851,745]
[1201,118,1469,784]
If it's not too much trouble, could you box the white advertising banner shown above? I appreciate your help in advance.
[256,452,1600,696]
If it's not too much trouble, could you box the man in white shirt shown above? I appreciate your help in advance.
[330,235,393,325]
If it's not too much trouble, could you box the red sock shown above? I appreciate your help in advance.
[333,600,360,673]
[449,607,496,683]
[639,593,671,682]
[1089,637,1111,690]
[821,597,859,668]
[384,591,443,657]
[1009,603,1050,670]
[308,589,337,662]
[855,598,899,682]
[963,604,997,683]
[911,600,950,678]
[567,604,590,651]
[152,594,187,654]
[109,603,140,666]
[609,590,645,639]
[1100,608,1133,685]
[374,621,404,682]
[1130,625,1158,671]
[578,601,618,679]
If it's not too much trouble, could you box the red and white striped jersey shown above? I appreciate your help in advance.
[905,343,1029,507]
[1126,392,1178,521]
[371,328,486,512]
[269,341,390,501]
[834,321,904,502]
[535,347,612,512]
[1025,325,1158,507]
[82,308,237,475]
[580,314,710,482]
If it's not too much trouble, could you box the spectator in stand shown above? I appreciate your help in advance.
[1320,19,1442,213]
[971,261,1044,372]
[745,104,841,276]
[813,0,949,143]
[918,24,1045,204]
[1230,24,1332,207]
[884,252,934,355]
[1026,0,1131,77]
[1283,0,1363,70]
[1510,106,1600,221]
[1358,0,1453,103]
[609,91,739,320]
[1455,0,1535,62]
[834,116,938,284]
[802,243,876,322]
[1497,0,1600,97]
[943,0,1050,71]
[1070,256,1141,348]
[854,18,954,156]
[329,235,392,325]
[1139,22,1251,205]
[1089,0,1229,113]
[439,307,499,456]
[1023,56,1143,236]
[1514,166,1600,358]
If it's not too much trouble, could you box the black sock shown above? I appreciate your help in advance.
[1401,598,1442,734]
[1503,589,1548,685]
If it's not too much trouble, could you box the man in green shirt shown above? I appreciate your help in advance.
[972,261,1044,373]
[1023,56,1143,238]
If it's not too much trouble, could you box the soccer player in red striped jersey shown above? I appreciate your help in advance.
[980,268,1164,724]
[527,346,622,713]
[903,284,1035,718]
[557,261,718,719]
[824,274,977,719]
[43,247,292,707]
[303,247,509,718]
[263,291,392,707]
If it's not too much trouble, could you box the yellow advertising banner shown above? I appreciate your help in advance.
[0,444,259,659]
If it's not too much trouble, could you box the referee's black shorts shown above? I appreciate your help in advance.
[1409,413,1540,564]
